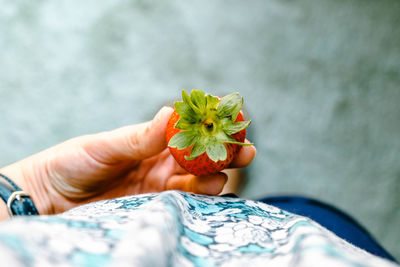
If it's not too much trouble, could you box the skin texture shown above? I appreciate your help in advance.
[0,106,256,221]
[166,110,247,176]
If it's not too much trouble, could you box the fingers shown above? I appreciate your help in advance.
[82,106,174,163]
[229,140,256,168]
[166,173,228,195]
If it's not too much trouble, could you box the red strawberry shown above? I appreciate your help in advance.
[166,89,251,176]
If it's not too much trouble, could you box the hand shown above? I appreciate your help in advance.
[0,107,256,216]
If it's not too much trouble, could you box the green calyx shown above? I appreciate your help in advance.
[168,89,252,162]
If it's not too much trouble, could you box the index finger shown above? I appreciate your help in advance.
[229,140,256,168]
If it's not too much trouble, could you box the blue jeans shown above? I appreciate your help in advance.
[258,195,398,263]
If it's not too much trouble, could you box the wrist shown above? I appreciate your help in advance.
[0,159,54,217]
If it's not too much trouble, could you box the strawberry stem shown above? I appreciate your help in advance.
[168,89,251,162]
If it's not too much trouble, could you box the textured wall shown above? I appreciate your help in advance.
[1,0,399,260]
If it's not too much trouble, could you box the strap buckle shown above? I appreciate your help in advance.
[7,191,30,217]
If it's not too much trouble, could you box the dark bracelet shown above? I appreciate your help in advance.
[0,173,39,217]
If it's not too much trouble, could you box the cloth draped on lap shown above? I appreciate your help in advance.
[0,191,397,267]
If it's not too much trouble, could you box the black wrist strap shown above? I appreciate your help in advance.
[0,173,39,217]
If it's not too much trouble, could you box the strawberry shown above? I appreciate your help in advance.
[166,89,251,176]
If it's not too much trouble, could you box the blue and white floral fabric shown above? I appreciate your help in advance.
[0,191,397,267]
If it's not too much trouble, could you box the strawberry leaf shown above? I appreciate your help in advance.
[182,90,200,114]
[168,131,198,149]
[206,94,219,111]
[216,92,243,121]
[223,120,251,135]
[175,101,197,123]
[215,131,253,146]
[190,89,207,111]
[185,137,207,160]
[175,118,196,130]
[206,138,227,162]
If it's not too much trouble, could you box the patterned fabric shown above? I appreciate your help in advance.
[0,191,397,267]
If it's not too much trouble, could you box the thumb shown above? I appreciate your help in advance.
[83,106,174,162]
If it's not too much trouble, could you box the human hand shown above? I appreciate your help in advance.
[0,107,256,216]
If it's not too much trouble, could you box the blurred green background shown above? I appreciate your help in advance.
[1,0,399,260]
